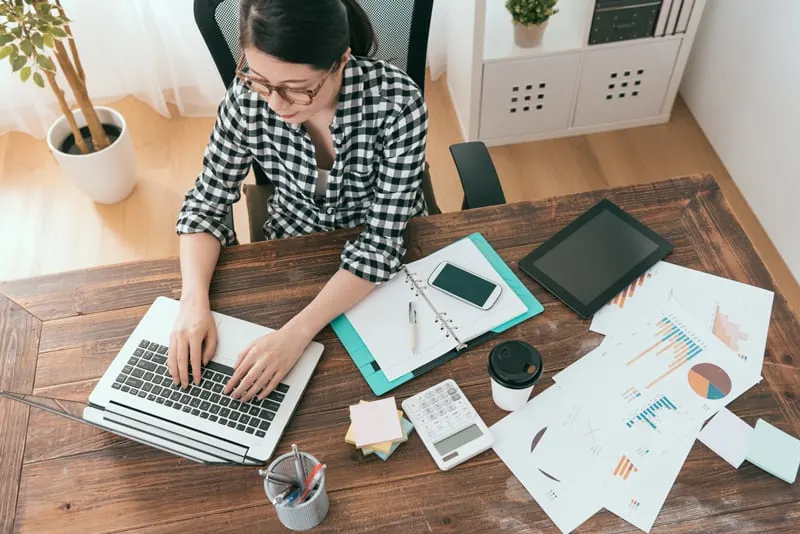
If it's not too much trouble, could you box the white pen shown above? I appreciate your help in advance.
[409,300,418,353]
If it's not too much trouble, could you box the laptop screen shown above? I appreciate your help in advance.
[0,391,253,465]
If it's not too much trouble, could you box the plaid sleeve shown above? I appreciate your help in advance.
[176,81,252,246]
[340,92,428,283]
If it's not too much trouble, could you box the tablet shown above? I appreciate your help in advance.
[518,199,673,318]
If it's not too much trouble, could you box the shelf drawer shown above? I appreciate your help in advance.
[479,53,581,140]
[573,39,681,127]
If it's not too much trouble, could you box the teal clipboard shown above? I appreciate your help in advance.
[331,232,544,396]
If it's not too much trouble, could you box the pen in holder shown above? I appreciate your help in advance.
[263,447,329,531]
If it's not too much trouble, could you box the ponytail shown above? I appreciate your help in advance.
[340,0,378,57]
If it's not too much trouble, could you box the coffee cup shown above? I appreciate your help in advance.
[488,340,543,411]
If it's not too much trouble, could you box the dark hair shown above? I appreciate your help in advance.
[239,0,377,71]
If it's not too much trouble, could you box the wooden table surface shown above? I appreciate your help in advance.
[1,175,798,533]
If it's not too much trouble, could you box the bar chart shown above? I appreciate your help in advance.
[625,395,679,430]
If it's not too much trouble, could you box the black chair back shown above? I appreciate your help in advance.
[194,0,433,185]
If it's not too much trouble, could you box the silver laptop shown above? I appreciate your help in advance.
[1,296,324,465]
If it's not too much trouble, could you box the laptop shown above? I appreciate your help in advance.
[1,296,324,465]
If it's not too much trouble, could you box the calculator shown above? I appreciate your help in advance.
[402,379,493,471]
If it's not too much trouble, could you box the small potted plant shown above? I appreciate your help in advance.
[0,0,136,204]
[506,0,559,48]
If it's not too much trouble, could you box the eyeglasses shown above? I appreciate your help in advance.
[235,56,333,106]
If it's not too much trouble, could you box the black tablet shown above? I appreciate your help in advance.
[518,199,673,318]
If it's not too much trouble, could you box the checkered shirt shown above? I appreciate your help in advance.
[176,56,428,283]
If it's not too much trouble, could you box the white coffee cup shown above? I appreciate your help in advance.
[488,340,543,411]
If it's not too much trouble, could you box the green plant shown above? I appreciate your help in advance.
[505,0,559,26]
[0,0,110,153]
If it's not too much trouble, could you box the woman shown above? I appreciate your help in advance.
[169,0,428,403]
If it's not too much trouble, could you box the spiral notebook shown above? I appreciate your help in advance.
[332,233,543,395]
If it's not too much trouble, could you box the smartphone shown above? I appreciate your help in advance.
[427,261,502,310]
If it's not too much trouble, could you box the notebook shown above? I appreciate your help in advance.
[332,233,543,395]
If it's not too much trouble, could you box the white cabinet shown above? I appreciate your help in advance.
[445,0,707,147]
[479,54,581,139]
[574,39,681,127]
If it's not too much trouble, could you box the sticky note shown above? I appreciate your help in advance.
[745,419,800,483]
[349,397,404,448]
[345,400,403,453]
[698,408,753,469]
[363,418,415,461]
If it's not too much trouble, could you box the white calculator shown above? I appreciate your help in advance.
[402,379,493,471]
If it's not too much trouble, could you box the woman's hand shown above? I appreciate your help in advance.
[168,294,218,389]
[224,326,311,402]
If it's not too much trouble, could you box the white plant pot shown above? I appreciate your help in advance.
[46,106,137,204]
[514,20,549,48]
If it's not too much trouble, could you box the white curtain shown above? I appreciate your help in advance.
[0,0,226,138]
[426,0,453,82]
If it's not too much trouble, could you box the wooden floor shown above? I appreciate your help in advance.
[1,72,798,313]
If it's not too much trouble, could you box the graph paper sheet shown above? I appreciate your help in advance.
[555,299,759,469]
[589,261,773,379]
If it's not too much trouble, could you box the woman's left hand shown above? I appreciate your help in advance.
[224,326,311,402]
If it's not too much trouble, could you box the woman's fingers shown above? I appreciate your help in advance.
[177,332,190,389]
[190,332,203,385]
[242,366,276,403]
[233,359,268,400]
[258,369,285,401]
[225,345,255,395]
[202,326,218,366]
[168,334,180,384]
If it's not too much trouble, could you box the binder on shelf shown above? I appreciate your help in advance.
[654,0,673,37]
[331,233,544,396]
[666,0,683,35]
[676,0,695,33]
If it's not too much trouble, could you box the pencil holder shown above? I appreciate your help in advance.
[264,451,329,531]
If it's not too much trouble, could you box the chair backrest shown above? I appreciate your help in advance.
[194,0,434,93]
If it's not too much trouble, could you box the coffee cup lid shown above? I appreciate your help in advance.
[488,340,542,389]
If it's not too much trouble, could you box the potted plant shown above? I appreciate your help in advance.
[0,0,136,204]
[506,0,559,48]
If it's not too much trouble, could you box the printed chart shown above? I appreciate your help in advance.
[612,273,652,309]
[687,363,731,400]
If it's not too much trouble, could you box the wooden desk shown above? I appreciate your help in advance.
[1,175,798,533]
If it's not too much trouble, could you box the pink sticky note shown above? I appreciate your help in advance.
[349,397,403,448]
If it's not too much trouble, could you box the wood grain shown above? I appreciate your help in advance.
[0,295,41,534]
[2,176,800,533]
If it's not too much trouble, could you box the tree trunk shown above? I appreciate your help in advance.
[45,70,88,154]
[53,41,110,152]
[55,0,85,83]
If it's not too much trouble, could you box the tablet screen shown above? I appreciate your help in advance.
[532,210,659,305]
[518,199,672,318]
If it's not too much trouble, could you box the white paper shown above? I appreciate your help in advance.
[604,425,700,533]
[345,237,527,380]
[491,385,602,534]
[591,261,773,378]
[698,408,753,468]
[556,300,758,468]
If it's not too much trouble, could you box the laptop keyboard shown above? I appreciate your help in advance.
[110,339,290,438]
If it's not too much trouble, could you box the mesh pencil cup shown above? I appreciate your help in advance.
[264,451,329,531]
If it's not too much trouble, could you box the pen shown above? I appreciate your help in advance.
[258,469,300,486]
[297,464,326,504]
[291,444,306,494]
[409,300,418,353]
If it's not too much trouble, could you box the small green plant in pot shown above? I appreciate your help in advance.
[0,0,137,204]
[506,0,559,48]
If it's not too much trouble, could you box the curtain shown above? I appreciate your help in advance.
[0,0,226,138]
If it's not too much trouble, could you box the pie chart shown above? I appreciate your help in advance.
[688,363,732,400]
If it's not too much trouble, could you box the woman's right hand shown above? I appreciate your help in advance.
[168,294,218,389]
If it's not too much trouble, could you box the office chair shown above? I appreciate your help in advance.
[194,0,505,241]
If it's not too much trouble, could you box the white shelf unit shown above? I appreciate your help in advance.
[445,0,707,147]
